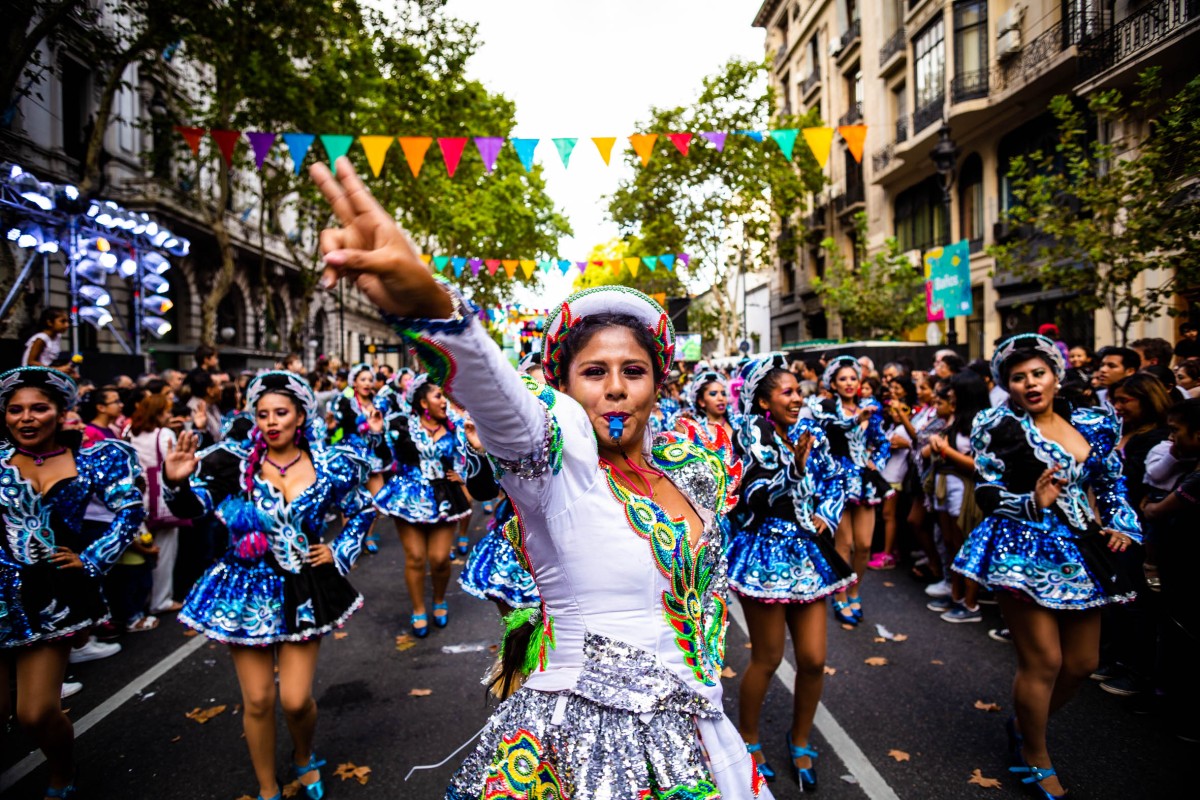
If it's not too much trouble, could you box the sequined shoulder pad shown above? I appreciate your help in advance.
[1071,405,1120,453]
[320,444,370,488]
[651,434,730,515]
[76,439,142,509]
[488,375,564,480]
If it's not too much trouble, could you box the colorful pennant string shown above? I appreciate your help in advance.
[320,135,355,172]
[245,131,277,170]
[512,138,538,172]
[552,138,578,168]
[438,138,468,178]
[398,136,432,177]
[281,133,316,175]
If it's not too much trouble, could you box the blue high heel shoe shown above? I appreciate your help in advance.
[1009,758,1066,799]
[411,613,429,638]
[45,785,77,799]
[256,793,281,800]
[787,733,818,791]
[293,753,327,800]
[455,535,470,557]
[433,602,449,629]
[831,598,858,626]
[848,595,863,621]
[745,742,776,783]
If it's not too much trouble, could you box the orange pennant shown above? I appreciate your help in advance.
[592,137,617,165]
[802,127,835,169]
[629,133,658,167]
[502,259,518,278]
[519,260,536,278]
[397,136,433,177]
[608,259,623,277]
[359,135,394,177]
[838,125,868,163]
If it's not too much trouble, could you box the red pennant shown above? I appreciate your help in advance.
[210,129,241,166]
[438,137,468,177]
[667,133,693,156]
[484,259,501,275]
[174,126,205,156]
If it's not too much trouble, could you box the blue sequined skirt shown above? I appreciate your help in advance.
[375,466,471,524]
[458,529,539,609]
[727,517,856,602]
[833,454,892,505]
[342,433,386,474]
[0,560,108,648]
[179,553,362,645]
[952,515,1136,610]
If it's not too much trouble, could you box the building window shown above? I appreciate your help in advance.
[913,16,945,132]
[958,153,984,250]
[894,176,949,254]
[997,113,1060,215]
[60,58,91,163]
[807,34,821,78]
[953,1,988,102]
[893,83,908,141]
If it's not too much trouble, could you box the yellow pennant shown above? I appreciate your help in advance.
[359,135,394,177]
[802,127,835,169]
[501,259,518,278]
[519,259,536,278]
[419,254,432,265]
[592,137,617,165]
[625,257,640,278]
[629,133,658,167]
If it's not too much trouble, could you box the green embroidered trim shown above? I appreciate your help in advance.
[640,776,721,799]
[400,331,457,395]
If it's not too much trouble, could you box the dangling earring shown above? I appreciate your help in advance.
[293,427,302,445]
[424,409,432,421]
[765,410,773,423]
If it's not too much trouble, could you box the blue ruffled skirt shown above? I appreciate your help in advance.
[459,529,540,609]
[179,554,362,645]
[952,515,1136,610]
[834,454,892,505]
[727,516,856,602]
[375,465,471,524]
[0,560,107,648]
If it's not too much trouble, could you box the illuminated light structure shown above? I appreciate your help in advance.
[0,162,189,359]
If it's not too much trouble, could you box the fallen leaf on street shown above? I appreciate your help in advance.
[409,688,433,697]
[721,666,737,678]
[488,644,499,653]
[883,581,895,587]
[968,768,1002,788]
[333,632,348,639]
[973,700,1002,713]
[873,637,887,643]
[335,763,372,784]
[931,659,945,665]
[170,736,181,743]
[888,749,910,762]
[184,704,226,724]
[183,629,199,637]
[892,634,908,642]
[823,665,837,675]
[281,779,303,798]
[840,623,856,631]
[395,634,416,652]
[864,657,889,666]
[236,796,254,800]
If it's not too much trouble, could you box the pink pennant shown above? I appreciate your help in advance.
[485,259,501,275]
[700,132,727,152]
[245,132,277,170]
[438,137,468,177]
[667,133,693,156]
[474,137,504,174]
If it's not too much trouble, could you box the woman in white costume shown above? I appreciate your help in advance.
[311,158,770,800]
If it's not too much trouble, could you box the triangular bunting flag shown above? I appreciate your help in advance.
[502,260,518,278]
[626,257,641,278]
[484,259,501,275]
[700,131,727,152]
[802,127,835,169]
[474,137,504,174]
[538,260,553,274]
[245,132,276,169]
[174,126,205,156]
[511,138,539,172]
[438,137,468,177]
[557,259,573,276]
[211,129,242,167]
[641,256,658,272]
[666,132,693,156]
[552,138,578,168]
[433,255,450,273]
[419,254,432,265]
[838,124,868,163]
[592,137,617,165]
[468,257,483,276]
[519,259,536,278]
[769,129,799,161]
[397,137,433,177]
[678,253,690,267]
[629,133,658,167]
[319,135,355,172]
[659,254,676,271]
[281,133,316,175]
[451,256,467,277]
[359,135,394,177]
[735,130,765,142]
[608,259,622,277]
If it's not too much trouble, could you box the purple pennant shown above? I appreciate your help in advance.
[700,132,727,152]
[678,253,690,267]
[474,137,504,174]
[468,257,483,276]
[245,132,277,169]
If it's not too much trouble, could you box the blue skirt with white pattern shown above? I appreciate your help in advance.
[458,528,540,609]
[727,516,856,603]
[375,465,471,524]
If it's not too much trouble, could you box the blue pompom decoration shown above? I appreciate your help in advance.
[216,497,270,537]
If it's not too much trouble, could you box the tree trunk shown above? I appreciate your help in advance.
[76,33,153,195]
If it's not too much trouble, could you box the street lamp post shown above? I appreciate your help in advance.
[930,122,960,346]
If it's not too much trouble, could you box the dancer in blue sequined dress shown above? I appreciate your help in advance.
[163,371,376,800]
[726,355,851,789]
[952,334,1140,799]
[0,366,144,800]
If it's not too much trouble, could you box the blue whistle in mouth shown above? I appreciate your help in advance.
[608,416,625,442]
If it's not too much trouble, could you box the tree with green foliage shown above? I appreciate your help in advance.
[609,58,822,354]
[991,68,1200,345]
[813,212,927,340]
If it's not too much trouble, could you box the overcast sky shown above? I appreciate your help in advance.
[442,0,766,304]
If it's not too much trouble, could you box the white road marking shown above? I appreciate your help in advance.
[728,601,901,800]
[0,635,207,793]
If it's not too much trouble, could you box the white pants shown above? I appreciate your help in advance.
[149,527,179,612]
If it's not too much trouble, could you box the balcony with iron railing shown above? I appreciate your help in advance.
[838,102,863,127]
[879,28,907,69]
[801,69,821,97]
[834,175,866,217]
[951,68,990,102]
[1079,0,1200,80]
[839,19,861,54]
[872,117,909,173]
[912,94,943,134]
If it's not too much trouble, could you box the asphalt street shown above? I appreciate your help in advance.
[1,506,1186,799]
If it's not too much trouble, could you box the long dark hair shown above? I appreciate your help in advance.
[751,368,792,417]
[556,313,665,387]
[1109,372,1171,432]
[940,372,990,443]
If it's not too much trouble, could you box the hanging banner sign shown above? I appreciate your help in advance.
[925,240,973,321]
